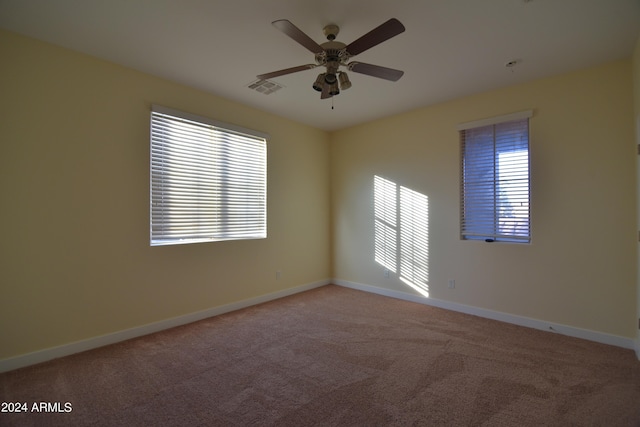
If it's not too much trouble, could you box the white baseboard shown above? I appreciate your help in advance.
[334,279,637,351]
[0,279,331,373]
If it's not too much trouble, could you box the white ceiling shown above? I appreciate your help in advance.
[1,0,639,131]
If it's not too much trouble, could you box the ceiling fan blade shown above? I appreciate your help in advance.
[349,62,404,81]
[272,20,324,54]
[346,18,405,56]
[257,64,318,80]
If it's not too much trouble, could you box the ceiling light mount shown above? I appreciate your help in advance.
[323,24,340,41]
[505,59,521,69]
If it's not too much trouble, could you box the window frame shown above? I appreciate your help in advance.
[150,105,268,246]
[457,110,532,244]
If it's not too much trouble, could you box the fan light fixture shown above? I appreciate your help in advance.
[324,73,337,84]
[338,72,352,90]
[328,82,340,96]
[313,73,326,91]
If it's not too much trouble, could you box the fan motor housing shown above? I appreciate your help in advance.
[316,41,349,65]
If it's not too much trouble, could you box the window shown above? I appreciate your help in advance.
[458,110,532,243]
[150,105,267,246]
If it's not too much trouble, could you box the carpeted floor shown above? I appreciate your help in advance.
[1,284,639,426]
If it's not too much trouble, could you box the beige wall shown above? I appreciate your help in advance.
[0,30,331,359]
[331,60,637,338]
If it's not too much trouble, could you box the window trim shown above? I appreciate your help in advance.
[151,105,269,140]
[456,110,533,132]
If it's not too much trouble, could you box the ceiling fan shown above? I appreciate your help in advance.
[257,18,405,99]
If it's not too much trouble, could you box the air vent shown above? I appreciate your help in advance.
[248,79,283,95]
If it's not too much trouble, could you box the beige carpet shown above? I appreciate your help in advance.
[1,284,639,426]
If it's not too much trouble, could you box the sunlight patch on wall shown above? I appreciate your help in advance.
[374,176,397,272]
[399,186,429,296]
[374,176,429,297]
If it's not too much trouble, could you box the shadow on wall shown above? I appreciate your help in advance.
[373,175,429,297]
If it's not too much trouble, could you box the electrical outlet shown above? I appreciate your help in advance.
[448,279,455,289]
[276,270,281,280]
[384,268,390,278]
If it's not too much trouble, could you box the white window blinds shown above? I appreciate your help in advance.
[459,111,531,243]
[150,105,267,246]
